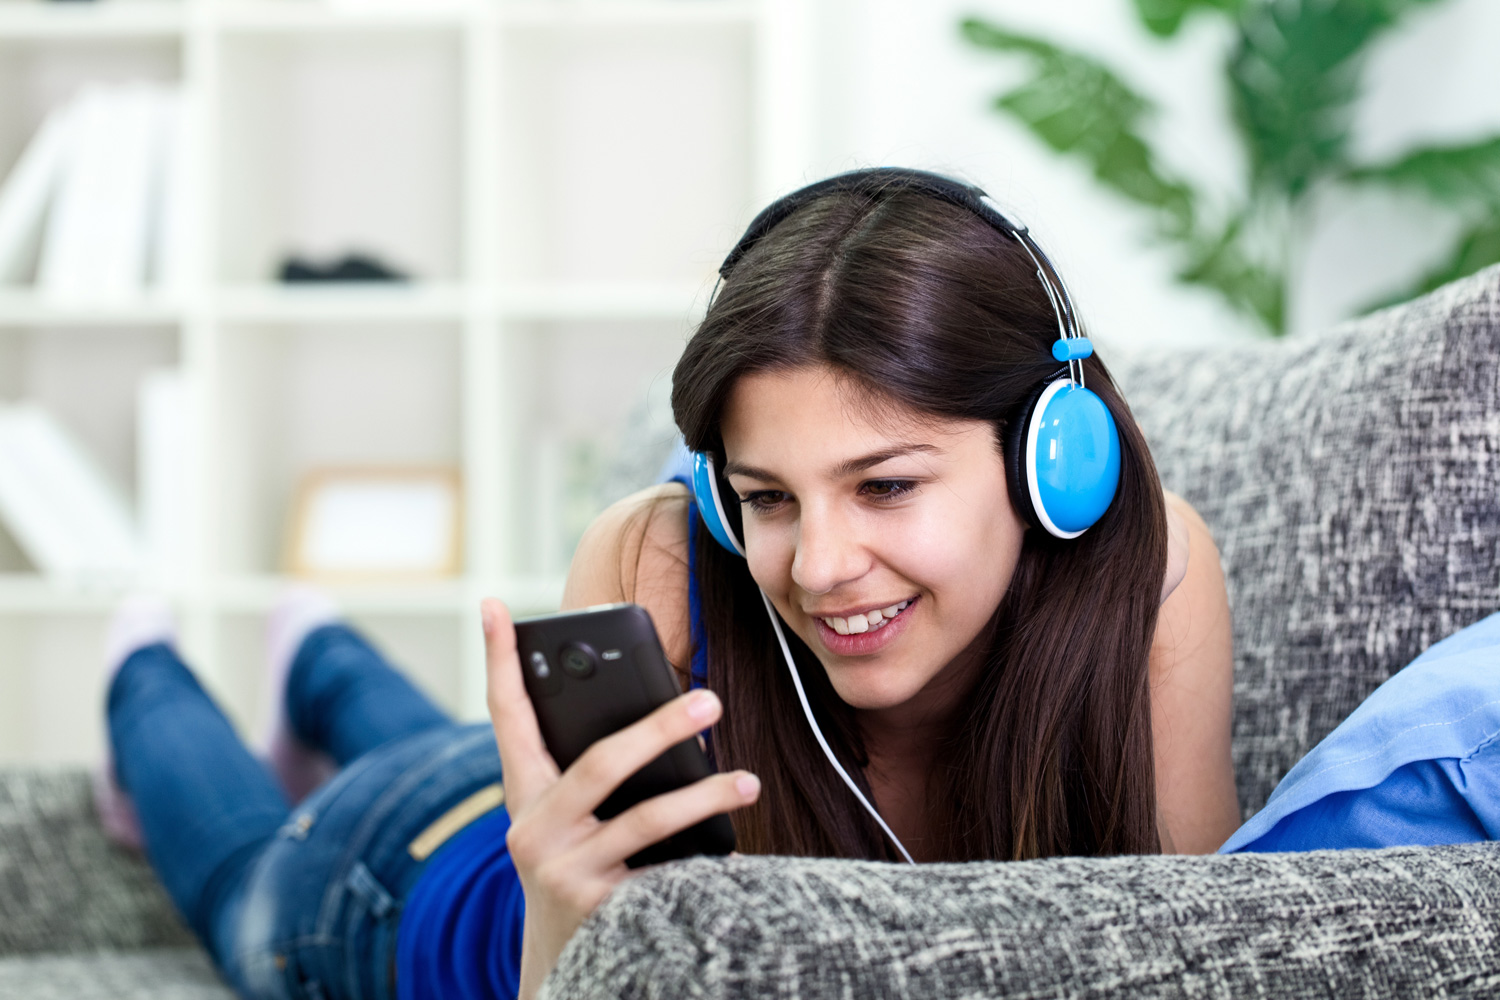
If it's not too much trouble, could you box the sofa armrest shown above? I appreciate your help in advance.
[544,843,1500,999]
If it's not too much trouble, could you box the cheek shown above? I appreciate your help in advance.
[888,503,1022,606]
[742,521,791,592]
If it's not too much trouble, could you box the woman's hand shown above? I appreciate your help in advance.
[481,598,761,1000]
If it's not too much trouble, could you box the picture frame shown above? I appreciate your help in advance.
[285,467,462,580]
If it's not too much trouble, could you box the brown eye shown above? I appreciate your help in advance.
[740,490,789,513]
[862,480,918,501]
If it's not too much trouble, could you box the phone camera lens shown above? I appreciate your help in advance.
[559,643,597,679]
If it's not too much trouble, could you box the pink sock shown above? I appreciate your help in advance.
[95,594,177,852]
[262,586,341,804]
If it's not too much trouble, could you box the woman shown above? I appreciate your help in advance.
[485,167,1238,997]
[98,168,1236,1000]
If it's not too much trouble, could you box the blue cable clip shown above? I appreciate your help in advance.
[1052,337,1093,362]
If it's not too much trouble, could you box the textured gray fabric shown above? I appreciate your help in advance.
[1109,263,1500,816]
[0,948,232,999]
[0,769,196,955]
[545,267,1500,998]
[546,845,1500,1000]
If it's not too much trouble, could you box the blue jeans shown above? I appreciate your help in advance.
[107,625,505,1000]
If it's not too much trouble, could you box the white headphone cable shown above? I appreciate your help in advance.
[757,587,917,865]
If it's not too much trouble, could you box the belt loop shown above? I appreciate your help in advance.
[345,861,396,920]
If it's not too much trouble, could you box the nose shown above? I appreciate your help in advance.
[790,500,870,597]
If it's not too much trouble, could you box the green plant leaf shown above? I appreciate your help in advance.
[1228,0,1445,198]
[1364,214,1500,311]
[960,18,1196,236]
[1344,137,1500,210]
[1175,211,1285,333]
[1132,0,1244,38]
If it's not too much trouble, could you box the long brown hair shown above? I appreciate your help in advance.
[669,182,1166,862]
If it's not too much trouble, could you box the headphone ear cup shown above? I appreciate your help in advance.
[1012,378,1123,538]
[690,451,747,556]
[1003,381,1048,533]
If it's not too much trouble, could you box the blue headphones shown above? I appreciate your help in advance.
[690,167,1122,553]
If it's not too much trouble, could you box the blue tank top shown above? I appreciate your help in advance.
[396,480,708,1000]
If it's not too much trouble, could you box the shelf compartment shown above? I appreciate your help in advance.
[212,320,463,577]
[216,28,464,285]
[496,17,755,285]
[0,323,180,578]
[506,318,686,574]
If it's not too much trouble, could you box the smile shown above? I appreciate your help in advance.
[820,600,913,636]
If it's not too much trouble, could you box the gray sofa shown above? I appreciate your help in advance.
[4,264,1499,998]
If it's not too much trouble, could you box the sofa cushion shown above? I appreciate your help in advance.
[1108,264,1500,816]
[548,844,1500,999]
[0,948,231,999]
[0,769,196,955]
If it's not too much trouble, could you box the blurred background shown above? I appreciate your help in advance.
[0,0,1495,764]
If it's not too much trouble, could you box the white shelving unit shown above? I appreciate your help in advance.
[0,0,811,764]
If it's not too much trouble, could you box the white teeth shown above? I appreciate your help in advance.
[821,599,913,637]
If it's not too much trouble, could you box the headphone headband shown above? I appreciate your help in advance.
[720,167,1087,384]
[720,167,1025,280]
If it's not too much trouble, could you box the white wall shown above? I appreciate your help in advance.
[802,0,1500,349]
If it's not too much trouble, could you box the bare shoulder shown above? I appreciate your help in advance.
[561,481,693,674]
[1151,489,1239,853]
[1152,490,1228,686]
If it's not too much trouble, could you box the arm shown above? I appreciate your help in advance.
[561,482,692,673]
[1150,490,1240,854]
[488,485,753,999]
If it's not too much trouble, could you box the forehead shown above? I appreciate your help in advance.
[719,365,986,465]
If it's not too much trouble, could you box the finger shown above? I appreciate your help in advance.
[531,688,723,830]
[575,771,759,870]
[482,598,559,807]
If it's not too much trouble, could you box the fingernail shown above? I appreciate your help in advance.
[736,773,760,799]
[686,689,719,723]
[480,601,493,635]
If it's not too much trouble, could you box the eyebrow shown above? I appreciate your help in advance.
[723,443,941,483]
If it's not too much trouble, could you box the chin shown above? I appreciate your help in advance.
[822,665,929,712]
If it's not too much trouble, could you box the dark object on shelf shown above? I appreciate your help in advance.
[277,253,409,283]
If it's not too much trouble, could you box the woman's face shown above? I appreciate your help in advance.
[719,364,1028,714]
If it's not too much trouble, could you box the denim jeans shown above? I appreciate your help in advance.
[107,625,505,1000]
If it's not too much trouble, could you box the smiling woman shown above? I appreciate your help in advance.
[504,167,1238,998]
[545,169,1234,873]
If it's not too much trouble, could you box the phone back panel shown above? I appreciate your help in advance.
[513,603,736,866]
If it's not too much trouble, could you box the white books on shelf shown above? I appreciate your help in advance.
[38,85,162,300]
[0,82,188,301]
[137,369,199,584]
[0,100,79,286]
[0,403,143,581]
[148,89,190,293]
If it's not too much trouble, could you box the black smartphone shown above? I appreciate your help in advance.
[513,602,736,867]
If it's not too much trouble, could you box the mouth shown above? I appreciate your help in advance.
[817,598,915,636]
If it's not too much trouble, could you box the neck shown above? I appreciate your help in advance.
[856,637,988,859]
[859,626,988,762]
